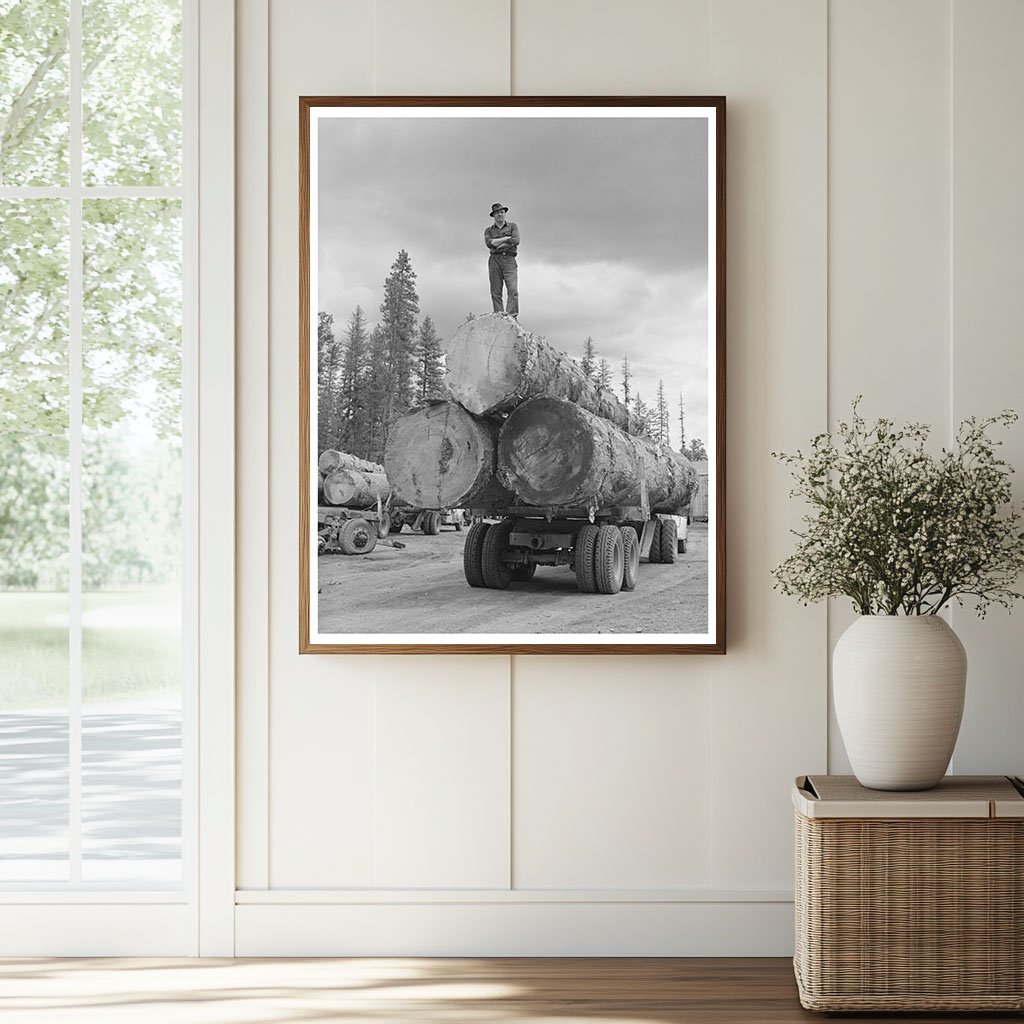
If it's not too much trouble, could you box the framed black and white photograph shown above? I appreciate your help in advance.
[299,96,725,654]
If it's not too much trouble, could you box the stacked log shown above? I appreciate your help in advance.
[321,469,391,507]
[318,449,385,475]
[384,400,517,511]
[445,313,635,432]
[497,397,697,513]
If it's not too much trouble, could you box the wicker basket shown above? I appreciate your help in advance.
[793,775,1024,1012]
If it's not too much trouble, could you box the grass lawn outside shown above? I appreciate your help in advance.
[0,589,181,711]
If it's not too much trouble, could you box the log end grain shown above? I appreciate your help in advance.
[322,468,390,508]
[497,397,594,507]
[444,313,523,415]
[385,401,496,510]
[318,449,343,474]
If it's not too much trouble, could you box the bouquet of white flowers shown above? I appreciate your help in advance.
[772,401,1024,617]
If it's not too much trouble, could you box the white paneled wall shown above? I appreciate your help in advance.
[235,0,1024,954]
[706,0,828,890]
[826,0,953,773]
[948,0,1024,776]
[513,657,713,889]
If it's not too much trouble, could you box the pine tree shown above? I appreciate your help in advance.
[362,325,389,462]
[338,306,368,453]
[686,437,708,462]
[581,337,596,379]
[633,392,652,437]
[621,356,632,409]
[379,249,420,448]
[316,311,342,455]
[679,393,686,451]
[655,380,669,444]
[597,357,612,390]
[415,315,447,404]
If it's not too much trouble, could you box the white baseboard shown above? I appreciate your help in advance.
[0,904,196,956]
[235,898,795,956]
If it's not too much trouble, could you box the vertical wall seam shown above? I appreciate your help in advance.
[707,0,714,888]
[508,0,514,96]
[824,0,832,772]
[508,656,514,889]
[948,0,954,450]
[946,0,956,772]
[508,0,515,880]
[371,675,379,886]
[262,0,272,889]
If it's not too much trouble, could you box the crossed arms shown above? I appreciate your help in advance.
[485,222,520,252]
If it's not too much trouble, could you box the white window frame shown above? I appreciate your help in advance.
[0,0,234,956]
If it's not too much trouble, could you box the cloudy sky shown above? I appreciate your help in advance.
[317,111,711,447]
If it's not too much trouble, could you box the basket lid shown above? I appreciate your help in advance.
[793,775,1024,819]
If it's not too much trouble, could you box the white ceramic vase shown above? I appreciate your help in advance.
[833,615,967,791]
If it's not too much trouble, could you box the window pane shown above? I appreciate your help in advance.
[82,0,181,186]
[82,198,181,883]
[0,0,70,186]
[0,199,70,880]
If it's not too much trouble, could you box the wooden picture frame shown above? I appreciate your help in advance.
[300,96,725,654]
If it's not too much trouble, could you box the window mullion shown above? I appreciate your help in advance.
[68,0,83,885]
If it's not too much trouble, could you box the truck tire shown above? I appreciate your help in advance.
[422,511,439,535]
[659,518,678,564]
[648,519,663,564]
[574,523,600,593]
[463,522,489,587]
[621,526,640,590]
[481,519,515,589]
[338,518,377,555]
[594,525,624,595]
[376,513,392,539]
[511,562,536,582]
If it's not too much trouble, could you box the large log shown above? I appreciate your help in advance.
[497,397,697,513]
[384,400,518,511]
[318,449,385,475]
[321,468,391,508]
[445,313,635,432]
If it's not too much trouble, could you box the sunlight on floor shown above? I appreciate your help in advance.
[0,958,673,1024]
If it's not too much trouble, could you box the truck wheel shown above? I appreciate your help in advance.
[594,525,624,595]
[511,562,536,582]
[573,523,601,593]
[338,518,377,555]
[463,521,489,587]
[376,513,392,539]
[659,518,678,564]
[317,535,327,556]
[481,519,515,589]
[647,520,663,564]
[621,527,640,590]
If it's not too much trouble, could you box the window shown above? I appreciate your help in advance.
[0,0,192,889]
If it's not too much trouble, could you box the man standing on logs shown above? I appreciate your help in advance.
[484,202,519,318]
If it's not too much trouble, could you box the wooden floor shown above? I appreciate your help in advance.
[0,957,1019,1023]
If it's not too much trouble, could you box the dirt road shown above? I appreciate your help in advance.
[317,522,709,636]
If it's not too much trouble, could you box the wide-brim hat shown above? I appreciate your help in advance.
[489,203,508,217]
